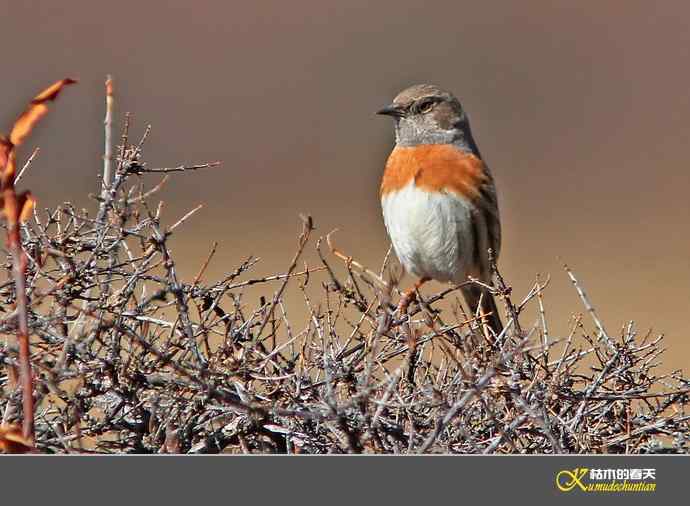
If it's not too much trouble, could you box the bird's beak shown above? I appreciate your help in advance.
[376,103,405,117]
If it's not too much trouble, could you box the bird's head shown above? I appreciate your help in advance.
[377,83,473,148]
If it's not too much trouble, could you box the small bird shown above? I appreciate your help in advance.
[378,83,503,335]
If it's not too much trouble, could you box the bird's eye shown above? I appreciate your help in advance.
[417,99,435,114]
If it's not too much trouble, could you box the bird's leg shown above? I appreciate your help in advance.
[397,277,429,317]
[399,277,429,385]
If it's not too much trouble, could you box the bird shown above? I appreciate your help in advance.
[378,83,503,336]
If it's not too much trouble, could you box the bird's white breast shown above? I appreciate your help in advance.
[381,182,475,283]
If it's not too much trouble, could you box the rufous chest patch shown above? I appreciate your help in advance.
[380,144,488,200]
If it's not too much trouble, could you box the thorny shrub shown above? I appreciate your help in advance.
[0,79,688,454]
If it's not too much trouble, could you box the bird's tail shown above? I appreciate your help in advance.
[462,285,503,338]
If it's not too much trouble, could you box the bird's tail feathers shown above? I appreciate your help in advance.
[462,285,503,338]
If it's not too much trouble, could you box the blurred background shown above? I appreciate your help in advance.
[2,1,689,370]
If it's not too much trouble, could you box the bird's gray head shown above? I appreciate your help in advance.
[377,83,477,152]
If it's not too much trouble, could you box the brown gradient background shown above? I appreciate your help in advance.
[3,1,689,370]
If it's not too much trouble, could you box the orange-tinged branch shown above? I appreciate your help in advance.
[0,77,76,443]
[0,136,11,172]
[18,191,35,223]
[9,78,77,147]
[0,424,34,454]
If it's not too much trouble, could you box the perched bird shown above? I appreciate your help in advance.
[378,83,503,335]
